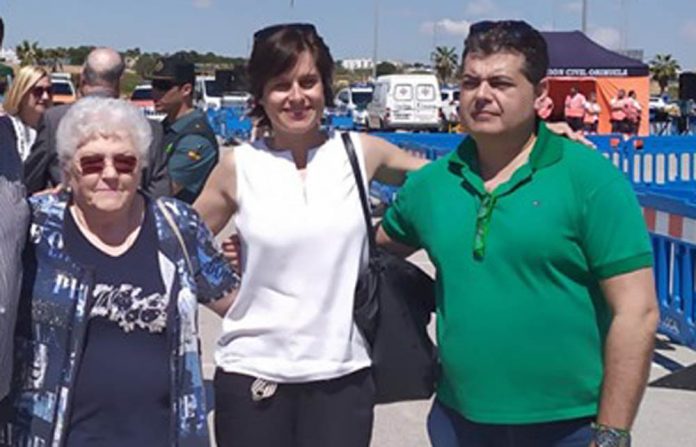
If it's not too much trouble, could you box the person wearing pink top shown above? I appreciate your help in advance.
[610,89,628,133]
[535,95,554,120]
[583,91,601,134]
[625,90,642,135]
[564,87,586,131]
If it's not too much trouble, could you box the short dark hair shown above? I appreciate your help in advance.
[248,23,334,127]
[463,20,548,84]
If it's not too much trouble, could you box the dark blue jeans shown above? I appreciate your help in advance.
[428,400,594,447]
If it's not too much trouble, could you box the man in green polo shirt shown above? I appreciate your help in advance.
[150,56,218,204]
[377,20,658,447]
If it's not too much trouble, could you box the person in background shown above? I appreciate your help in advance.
[1,97,238,446]
[535,94,554,120]
[0,14,30,407]
[377,20,658,447]
[2,65,53,161]
[23,48,170,197]
[583,91,601,134]
[625,90,642,135]
[150,56,218,204]
[563,86,586,132]
[610,89,628,134]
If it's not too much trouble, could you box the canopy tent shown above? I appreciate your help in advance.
[541,31,650,135]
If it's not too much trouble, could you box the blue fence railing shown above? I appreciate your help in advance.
[366,132,696,351]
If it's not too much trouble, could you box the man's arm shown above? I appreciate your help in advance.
[596,267,659,430]
[169,135,217,199]
[376,224,418,258]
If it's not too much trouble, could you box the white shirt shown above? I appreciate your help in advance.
[215,131,372,382]
[8,115,36,162]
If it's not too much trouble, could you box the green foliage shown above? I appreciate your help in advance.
[649,54,681,95]
[121,71,144,97]
[431,46,458,83]
[376,61,398,77]
[16,40,42,66]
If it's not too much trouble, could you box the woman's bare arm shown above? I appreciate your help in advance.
[193,150,238,236]
[360,133,428,185]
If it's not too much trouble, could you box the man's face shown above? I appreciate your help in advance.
[459,51,544,137]
[152,79,190,115]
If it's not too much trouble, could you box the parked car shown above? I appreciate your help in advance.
[50,73,76,106]
[366,74,441,131]
[129,84,165,121]
[649,96,667,111]
[334,83,374,127]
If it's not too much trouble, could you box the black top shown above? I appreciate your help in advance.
[64,200,171,447]
[0,115,22,181]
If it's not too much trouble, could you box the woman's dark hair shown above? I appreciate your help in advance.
[248,23,335,127]
[463,20,549,85]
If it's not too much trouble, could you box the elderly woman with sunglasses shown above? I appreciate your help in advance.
[194,23,427,447]
[1,97,239,447]
[2,65,53,161]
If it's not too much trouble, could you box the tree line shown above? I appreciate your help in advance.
[9,40,685,93]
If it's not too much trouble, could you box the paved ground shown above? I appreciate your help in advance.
[198,245,696,446]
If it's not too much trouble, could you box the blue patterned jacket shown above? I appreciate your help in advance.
[1,192,238,446]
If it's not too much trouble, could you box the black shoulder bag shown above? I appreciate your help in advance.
[341,132,438,404]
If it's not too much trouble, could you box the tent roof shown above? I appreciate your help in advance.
[541,31,649,77]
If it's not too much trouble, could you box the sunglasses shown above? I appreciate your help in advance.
[31,85,53,99]
[152,79,177,91]
[78,154,139,176]
[253,23,317,41]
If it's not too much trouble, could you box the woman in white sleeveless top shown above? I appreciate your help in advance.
[194,23,427,447]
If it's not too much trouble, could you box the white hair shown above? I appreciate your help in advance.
[56,97,152,171]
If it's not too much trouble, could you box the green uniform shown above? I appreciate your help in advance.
[164,109,218,204]
[382,122,653,424]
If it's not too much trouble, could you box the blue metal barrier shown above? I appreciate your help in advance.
[621,136,696,187]
[328,114,355,131]
[637,189,696,349]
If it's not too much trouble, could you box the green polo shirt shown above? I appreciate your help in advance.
[382,122,653,424]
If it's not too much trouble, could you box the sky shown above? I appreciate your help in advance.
[2,0,695,69]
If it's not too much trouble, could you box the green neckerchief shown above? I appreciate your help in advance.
[447,122,561,259]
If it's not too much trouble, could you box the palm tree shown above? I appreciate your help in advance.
[16,40,42,66]
[431,46,458,84]
[649,54,680,96]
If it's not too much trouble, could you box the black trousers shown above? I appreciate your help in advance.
[214,368,375,447]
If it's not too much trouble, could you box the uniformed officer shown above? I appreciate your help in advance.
[150,56,218,204]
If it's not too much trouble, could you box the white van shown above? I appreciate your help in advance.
[195,75,252,111]
[366,74,441,131]
[194,75,222,110]
[334,83,374,127]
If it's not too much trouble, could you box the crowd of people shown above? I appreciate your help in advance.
[0,15,660,447]
[535,85,642,136]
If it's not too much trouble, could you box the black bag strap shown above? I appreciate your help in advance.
[340,132,377,253]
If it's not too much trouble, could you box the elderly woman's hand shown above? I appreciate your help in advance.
[545,121,597,149]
